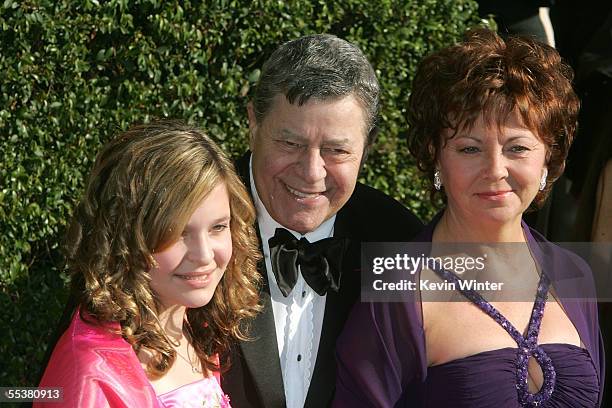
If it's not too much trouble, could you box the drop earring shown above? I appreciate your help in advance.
[539,168,548,191]
[434,170,442,190]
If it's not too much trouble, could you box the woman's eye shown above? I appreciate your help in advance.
[509,145,530,153]
[459,146,480,154]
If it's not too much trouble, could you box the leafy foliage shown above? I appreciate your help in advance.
[0,0,480,386]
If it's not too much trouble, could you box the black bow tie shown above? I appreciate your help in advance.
[268,228,349,297]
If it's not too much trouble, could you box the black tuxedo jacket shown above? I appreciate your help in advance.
[221,153,423,408]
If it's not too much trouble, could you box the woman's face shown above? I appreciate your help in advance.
[149,183,233,312]
[438,112,548,230]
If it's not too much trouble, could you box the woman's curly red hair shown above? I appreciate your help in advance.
[407,27,579,209]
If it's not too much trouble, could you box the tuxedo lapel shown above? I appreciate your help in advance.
[304,205,361,407]
[239,272,287,407]
[235,153,287,407]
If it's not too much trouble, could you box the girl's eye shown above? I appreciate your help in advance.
[212,224,229,232]
[459,146,480,154]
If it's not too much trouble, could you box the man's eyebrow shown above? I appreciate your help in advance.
[323,137,351,146]
[276,129,352,146]
[278,129,303,139]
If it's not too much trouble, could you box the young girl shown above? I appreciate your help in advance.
[36,122,261,407]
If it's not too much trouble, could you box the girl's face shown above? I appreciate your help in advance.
[149,183,233,312]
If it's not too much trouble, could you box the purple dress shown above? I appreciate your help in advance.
[333,217,604,407]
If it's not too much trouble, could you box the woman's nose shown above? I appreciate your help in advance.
[483,150,509,180]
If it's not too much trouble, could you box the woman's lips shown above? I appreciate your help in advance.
[476,190,513,201]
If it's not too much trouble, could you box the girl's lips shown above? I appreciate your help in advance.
[175,272,214,288]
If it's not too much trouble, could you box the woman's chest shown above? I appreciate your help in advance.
[422,299,581,366]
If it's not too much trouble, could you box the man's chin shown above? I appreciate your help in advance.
[276,213,328,235]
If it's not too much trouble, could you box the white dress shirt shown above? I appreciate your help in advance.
[250,158,334,408]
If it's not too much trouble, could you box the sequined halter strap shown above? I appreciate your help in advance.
[430,267,556,407]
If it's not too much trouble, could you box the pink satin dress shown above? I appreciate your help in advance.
[36,310,231,407]
[157,377,230,408]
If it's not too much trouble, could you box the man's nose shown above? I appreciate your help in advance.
[298,148,327,183]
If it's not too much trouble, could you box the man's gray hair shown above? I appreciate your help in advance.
[252,34,380,145]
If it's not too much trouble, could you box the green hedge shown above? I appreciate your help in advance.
[0,0,480,387]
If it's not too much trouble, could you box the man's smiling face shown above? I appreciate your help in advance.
[249,94,366,234]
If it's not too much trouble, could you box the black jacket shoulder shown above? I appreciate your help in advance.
[336,182,423,243]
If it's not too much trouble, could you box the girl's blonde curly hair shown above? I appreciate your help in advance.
[65,121,261,377]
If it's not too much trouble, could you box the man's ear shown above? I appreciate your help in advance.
[247,101,259,150]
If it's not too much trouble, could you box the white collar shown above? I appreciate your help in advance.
[248,155,336,243]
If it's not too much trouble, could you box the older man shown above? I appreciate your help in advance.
[222,34,423,408]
